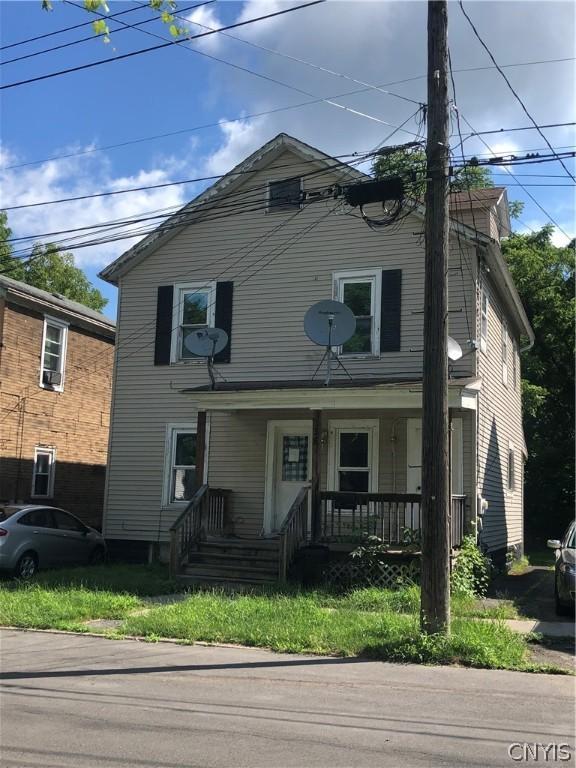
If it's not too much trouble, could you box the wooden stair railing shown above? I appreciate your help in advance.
[169,485,231,577]
[278,485,310,582]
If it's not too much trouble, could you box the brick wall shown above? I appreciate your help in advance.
[0,300,114,528]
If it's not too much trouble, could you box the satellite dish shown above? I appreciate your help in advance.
[448,336,463,362]
[304,300,356,347]
[184,327,228,358]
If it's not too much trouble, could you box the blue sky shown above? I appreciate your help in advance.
[1,0,574,320]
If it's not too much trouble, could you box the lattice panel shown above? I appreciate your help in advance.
[322,558,420,589]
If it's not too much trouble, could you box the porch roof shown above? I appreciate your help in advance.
[180,376,481,411]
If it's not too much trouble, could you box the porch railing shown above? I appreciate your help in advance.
[169,485,231,577]
[278,485,310,582]
[318,492,467,548]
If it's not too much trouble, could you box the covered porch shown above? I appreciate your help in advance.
[170,378,479,581]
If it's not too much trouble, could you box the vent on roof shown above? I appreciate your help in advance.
[268,178,302,212]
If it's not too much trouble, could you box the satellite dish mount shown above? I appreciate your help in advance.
[304,300,356,386]
[183,328,229,390]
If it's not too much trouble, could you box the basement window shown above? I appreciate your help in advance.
[267,178,302,212]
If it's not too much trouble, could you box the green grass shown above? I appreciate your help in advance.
[525,549,555,569]
[0,584,141,631]
[29,563,178,596]
[119,590,528,670]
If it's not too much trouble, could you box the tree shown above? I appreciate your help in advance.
[502,226,575,544]
[0,213,107,312]
[373,148,524,217]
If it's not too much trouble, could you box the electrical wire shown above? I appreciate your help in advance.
[0,1,214,66]
[0,1,326,90]
[458,0,576,183]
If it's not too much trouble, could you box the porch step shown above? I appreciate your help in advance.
[179,537,281,585]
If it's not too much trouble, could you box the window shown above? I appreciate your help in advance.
[40,316,68,390]
[172,282,215,361]
[501,319,508,386]
[334,270,381,356]
[480,288,489,353]
[52,509,86,532]
[507,445,516,492]
[18,508,56,528]
[512,341,518,389]
[328,419,379,493]
[267,178,302,212]
[165,426,198,503]
[31,448,56,498]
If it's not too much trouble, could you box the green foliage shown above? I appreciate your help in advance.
[0,215,108,312]
[502,227,575,543]
[451,535,492,598]
[373,148,523,218]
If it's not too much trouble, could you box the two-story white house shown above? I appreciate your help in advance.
[99,133,533,582]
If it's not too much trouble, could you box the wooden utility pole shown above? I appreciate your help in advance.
[421,0,451,634]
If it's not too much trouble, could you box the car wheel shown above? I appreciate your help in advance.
[89,547,106,566]
[555,583,572,617]
[14,552,38,580]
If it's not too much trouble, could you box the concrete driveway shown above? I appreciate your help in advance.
[1,629,574,768]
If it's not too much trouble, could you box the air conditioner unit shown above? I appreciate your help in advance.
[43,370,62,387]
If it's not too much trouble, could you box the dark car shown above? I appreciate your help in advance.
[0,505,106,579]
[548,521,576,616]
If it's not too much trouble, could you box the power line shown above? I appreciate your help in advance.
[0,1,326,91]
[0,1,214,67]
[464,122,575,139]
[61,0,424,135]
[1,150,366,212]
[458,0,576,183]
[0,1,150,52]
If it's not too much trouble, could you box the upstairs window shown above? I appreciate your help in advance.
[480,288,489,353]
[501,319,508,386]
[334,270,381,356]
[32,447,56,498]
[267,178,302,212]
[40,316,68,391]
[172,283,215,361]
[512,341,518,389]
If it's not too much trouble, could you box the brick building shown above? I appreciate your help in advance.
[0,276,115,528]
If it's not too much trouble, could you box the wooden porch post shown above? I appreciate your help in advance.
[196,410,207,490]
[311,409,322,541]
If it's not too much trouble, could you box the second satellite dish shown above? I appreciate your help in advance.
[304,300,356,347]
[447,336,463,361]
[184,327,229,358]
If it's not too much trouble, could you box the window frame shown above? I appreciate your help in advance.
[266,177,303,213]
[333,269,382,358]
[480,288,489,353]
[507,443,516,494]
[31,447,56,499]
[512,340,518,390]
[170,282,216,363]
[39,315,68,392]
[327,419,379,493]
[162,421,208,506]
[501,318,509,387]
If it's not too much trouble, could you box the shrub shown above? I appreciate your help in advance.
[451,535,492,598]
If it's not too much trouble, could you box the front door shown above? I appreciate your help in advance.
[264,421,311,534]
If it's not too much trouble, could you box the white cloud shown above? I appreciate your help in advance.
[201,118,273,176]
[184,4,226,52]
[0,145,194,268]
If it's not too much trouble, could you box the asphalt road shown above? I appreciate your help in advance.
[1,629,574,768]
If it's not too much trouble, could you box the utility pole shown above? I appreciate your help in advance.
[421,0,451,634]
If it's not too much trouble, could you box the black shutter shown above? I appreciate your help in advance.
[214,281,233,363]
[380,269,402,353]
[154,285,174,365]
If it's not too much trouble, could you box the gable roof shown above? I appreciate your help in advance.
[99,132,368,285]
[0,274,115,338]
[98,132,532,344]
